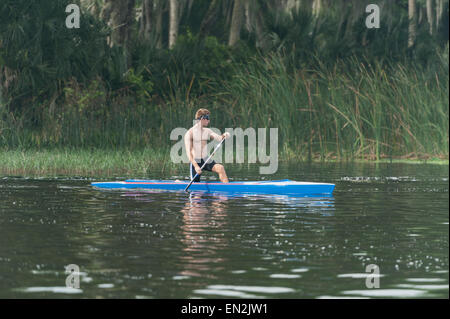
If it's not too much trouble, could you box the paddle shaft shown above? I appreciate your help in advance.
[185,138,225,192]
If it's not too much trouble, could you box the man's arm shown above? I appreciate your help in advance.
[207,129,229,141]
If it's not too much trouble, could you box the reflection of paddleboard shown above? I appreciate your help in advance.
[92,179,335,196]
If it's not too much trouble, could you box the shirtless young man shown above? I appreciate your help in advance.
[184,108,230,183]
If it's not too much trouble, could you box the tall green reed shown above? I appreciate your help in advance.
[1,51,447,161]
[221,51,448,160]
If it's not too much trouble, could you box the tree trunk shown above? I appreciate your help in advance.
[286,0,300,14]
[200,0,220,36]
[254,9,266,49]
[427,0,434,34]
[229,0,245,46]
[187,0,195,17]
[101,0,136,48]
[140,0,153,41]
[244,0,251,32]
[436,0,444,30]
[335,0,347,40]
[169,0,179,49]
[154,0,164,48]
[80,0,102,18]
[224,0,235,27]
[418,5,424,25]
[0,67,17,101]
[312,0,321,16]
[241,0,268,49]
[408,0,417,48]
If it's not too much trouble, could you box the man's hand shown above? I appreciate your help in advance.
[195,166,202,175]
[221,132,231,140]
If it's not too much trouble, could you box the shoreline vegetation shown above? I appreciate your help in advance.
[1,1,448,175]
[0,148,447,178]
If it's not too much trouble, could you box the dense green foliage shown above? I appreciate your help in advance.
[0,0,448,161]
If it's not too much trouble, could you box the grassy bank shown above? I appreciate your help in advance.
[0,148,177,177]
[0,148,447,177]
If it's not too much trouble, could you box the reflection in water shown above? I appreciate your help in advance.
[120,190,335,213]
[178,192,229,278]
[119,190,335,285]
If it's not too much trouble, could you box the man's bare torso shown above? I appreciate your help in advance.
[185,123,218,159]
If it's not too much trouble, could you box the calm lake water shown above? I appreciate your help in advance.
[0,162,448,299]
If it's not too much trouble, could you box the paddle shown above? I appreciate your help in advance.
[185,137,226,192]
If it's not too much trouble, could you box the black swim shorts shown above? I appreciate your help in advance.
[189,159,217,182]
